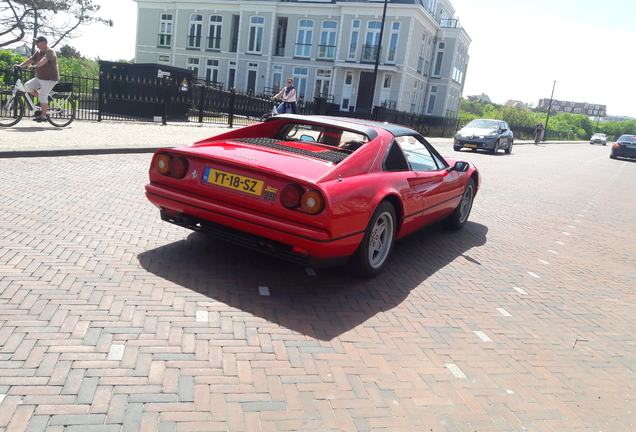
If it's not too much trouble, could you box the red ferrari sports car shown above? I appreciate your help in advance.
[145,115,480,277]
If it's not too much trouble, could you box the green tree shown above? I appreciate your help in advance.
[0,49,25,85]
[58,56,98,80]
[58,44,82,59]
[0,0,113,49]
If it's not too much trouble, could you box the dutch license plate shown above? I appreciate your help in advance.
[465,144,477,148]
[203,167,264,196]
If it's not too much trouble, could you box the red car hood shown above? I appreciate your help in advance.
[180,138,371,183]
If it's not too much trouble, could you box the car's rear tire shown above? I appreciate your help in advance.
[504,140,513,154]
[441,178,475,231]
[491,140,499,154]
[352,201,396,278]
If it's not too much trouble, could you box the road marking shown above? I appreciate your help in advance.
[0,394,5,405]
[548,250,558,254]
[196,311,208,322]
[497,308,512,317]
[555,241,565,245]
[513,287,528,295]
[259,286,270,296]
[474,330,493,342]
[446,363,467,378]
[573,220,581,223]
[568,225,576,229]
[306,268,316,276]
[528,272,541,278]
[562,232,571,236]
[107,345,125,361]
[539,259,549,265]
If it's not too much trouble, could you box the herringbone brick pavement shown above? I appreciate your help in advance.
[0,142,635,431]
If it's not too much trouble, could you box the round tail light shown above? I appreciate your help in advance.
[301,189,324,214]
[155,153,171,175]
[169,156,189,179]
[281,184,303,209]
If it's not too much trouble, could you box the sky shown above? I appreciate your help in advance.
[68,0,636,118]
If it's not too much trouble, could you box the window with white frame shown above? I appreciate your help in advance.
[426,85,437,114]
[208,15,222,50]
[387,22,400,63]
[206,59,219,84]
[293,67,309,99]
[363,21,382,62]
[348,20,360,61]
[318,21,337,60]
[295,19,313,57]
[187,14,203,49]
[248,16,264,53]
[383,74,391,88]
[314,69,332,98]
[159,13,173,47]
[272,65,284,91]
[187,57,200,76]
[433,42,444,76]
[157,54,170,64]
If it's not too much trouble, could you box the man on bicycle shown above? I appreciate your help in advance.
[16,36,59,123]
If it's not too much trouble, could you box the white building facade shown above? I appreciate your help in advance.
[133,0,470,118]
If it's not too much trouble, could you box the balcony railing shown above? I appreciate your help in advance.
[274,43,285,57]
[294,43,311,57]
[440,19,462,28]
[187,36,202,49]
[207,37,221,50]
[361,44,380,63]
[317,44,336,60]
[158,34,172,47]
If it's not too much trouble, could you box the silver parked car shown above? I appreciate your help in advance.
[454,119,514,154]
[590,133,607,145]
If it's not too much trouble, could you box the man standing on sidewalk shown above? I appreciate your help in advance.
[17,36,60,123]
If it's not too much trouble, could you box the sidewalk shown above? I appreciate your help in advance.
[0,119,579,158]
[0,120,233,158]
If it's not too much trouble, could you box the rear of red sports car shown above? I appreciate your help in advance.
[145,117,388,268]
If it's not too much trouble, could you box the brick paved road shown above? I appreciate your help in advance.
[1,141,635,431]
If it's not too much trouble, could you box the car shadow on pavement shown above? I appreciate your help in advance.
[137,221,488,341]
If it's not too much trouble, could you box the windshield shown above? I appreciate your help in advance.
[465,119,499,129]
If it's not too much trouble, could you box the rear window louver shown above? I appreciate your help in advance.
[233,137,350,164]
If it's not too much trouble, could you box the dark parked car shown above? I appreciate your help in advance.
[454,119,514,154]
[590,133,607,145]
[610,134,636,160]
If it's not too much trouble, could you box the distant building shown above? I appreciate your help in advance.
[606,115,635,122]
[503,100,529,110]
[467,93,491,103]
[538,98,606,119]
[11,43,31,57]
[133,0,471,118]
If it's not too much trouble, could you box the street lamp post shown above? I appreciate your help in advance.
[544,80,556,142]
[368,0,388,119]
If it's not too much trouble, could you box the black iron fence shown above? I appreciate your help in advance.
[1,66,460,138]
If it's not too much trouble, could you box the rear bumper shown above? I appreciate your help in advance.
[611,146,636,159]
[454,137,498,150]
[145,182,361,268]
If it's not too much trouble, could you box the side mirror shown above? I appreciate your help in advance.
[449,161,469,172]
[500,128,508,133]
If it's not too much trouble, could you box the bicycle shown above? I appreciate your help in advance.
[0,66,76,127]
[260,98,283,122]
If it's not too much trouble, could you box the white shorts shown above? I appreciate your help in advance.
[24,78,58,102]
